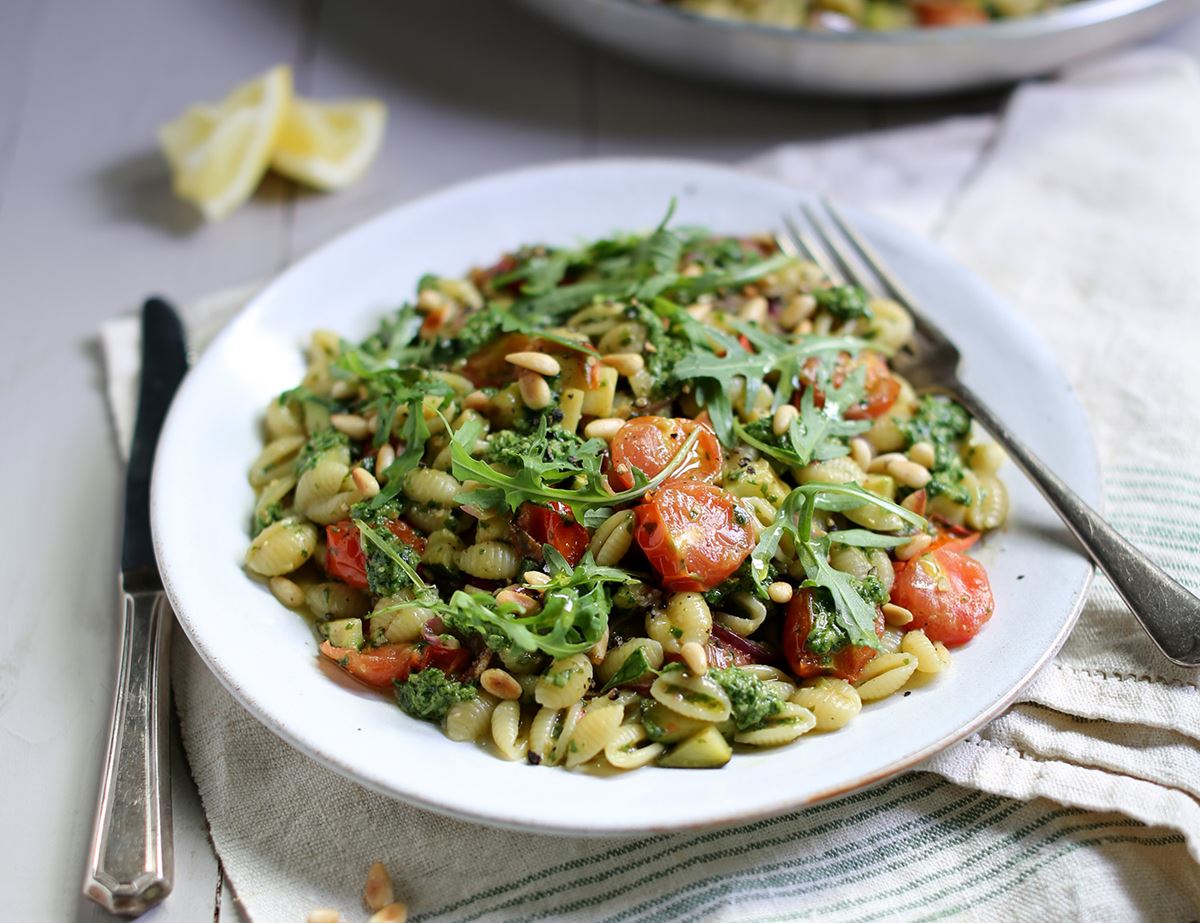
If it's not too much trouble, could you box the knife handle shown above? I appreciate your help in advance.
[83,584,174,916]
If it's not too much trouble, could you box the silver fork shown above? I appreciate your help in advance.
[780,200,1200,667]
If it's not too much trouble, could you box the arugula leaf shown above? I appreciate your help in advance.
[335,305,429,375]
[450,417,702,522]
[439,550,634,657]
[749,483,927,648]
[670,319,869,445]
[597,646,658,693]
[368,398,433,509]
[735,371,870,470]
[507,206,791,323]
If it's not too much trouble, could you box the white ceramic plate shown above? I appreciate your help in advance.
[152,159,1098,835]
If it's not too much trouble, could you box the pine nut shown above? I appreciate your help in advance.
[601,353,645,377]
[330,379,357,400]
[779,293,817,329]
[481,668,523,700]
[685,301,713,321]
[352,467,381,498]
[738,296,769,324]
[506,351,561,377]
[523,570,551,587]
[681,641,709,676]
[584,417,625,441]
[463,389,490,412]
[307,911,342,923]
[887,458,932,489]
[849,437,872,472]
[417,288,447,312]
[369,903,409,923]
[517,372,553,410]
[268,576,305,608]
[767,581,794,604]
[772,403,799,436]
[896,533,934,561]
[587,627,610,666]
[681,263,704,278]
[496,589,539,615]
[868,452,906,474]
[907,441,936,469]
[330,413,371,440]
[376,443,395,476]
[364,861,395,912]
[883,603,914,626]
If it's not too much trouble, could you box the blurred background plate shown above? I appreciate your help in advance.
[516,0,1199,95]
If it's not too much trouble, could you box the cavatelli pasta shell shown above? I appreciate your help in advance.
[245,518,316,576]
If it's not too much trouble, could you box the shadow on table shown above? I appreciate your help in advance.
[92,151,294,236]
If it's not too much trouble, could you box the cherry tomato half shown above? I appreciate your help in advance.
[609,417,722,492]
[782,588,884,683]
[515,501,590,567]
[319,639,468,689]
[633,482,754,592]
[325,519,427,590]
[913,0,990,26]
[890,547,994,646]
[799,351,899,421]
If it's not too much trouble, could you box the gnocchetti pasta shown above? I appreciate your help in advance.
[243,208,1007,771]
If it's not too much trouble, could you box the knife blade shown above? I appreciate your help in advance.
[84,297,188,916]
[122,297,188,583]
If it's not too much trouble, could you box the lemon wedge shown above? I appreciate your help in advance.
[158,65,293,222]
[270,98,387,191]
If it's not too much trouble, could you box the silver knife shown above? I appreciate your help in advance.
[84,297,188,916]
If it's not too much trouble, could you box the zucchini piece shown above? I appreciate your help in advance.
[641,702,713,744]
[659,725,733,769]
[323,617,364,650]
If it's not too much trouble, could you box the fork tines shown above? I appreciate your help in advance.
[779,199,917,311]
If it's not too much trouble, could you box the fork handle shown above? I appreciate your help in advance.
[954,383,1200,666]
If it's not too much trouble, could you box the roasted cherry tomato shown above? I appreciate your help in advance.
[319,638,468,689]
[609,417,722,492]
[515,501,590,566]
[782,588,884,683]
[325,519,427,590]
[459,332,533,388]
[798,351,899,421]
[890,547,994,645]
[633,482,754,592]
[912,0,990,26]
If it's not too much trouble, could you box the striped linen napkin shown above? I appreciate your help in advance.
[102,48,1200,922]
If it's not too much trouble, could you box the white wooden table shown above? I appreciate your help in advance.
[2,2,1198,920]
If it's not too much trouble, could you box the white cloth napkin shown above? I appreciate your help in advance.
[103,49,1200,922]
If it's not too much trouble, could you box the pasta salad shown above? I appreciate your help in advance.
[658,0,1068,30]
[244,209,1007,771]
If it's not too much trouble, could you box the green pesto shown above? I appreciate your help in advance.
[710,666,785,731]
[395,668,476,722]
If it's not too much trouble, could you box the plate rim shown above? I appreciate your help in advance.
[152,156,1099,835]
[544,0,1181,44]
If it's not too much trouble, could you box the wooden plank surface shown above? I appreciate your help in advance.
[0,1,1196,920]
